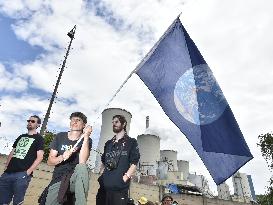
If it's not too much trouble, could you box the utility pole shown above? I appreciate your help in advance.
[40,25,76,135]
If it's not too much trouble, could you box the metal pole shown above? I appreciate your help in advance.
[40,25,76,135]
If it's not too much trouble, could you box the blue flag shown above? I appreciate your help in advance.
[135,17,253,185]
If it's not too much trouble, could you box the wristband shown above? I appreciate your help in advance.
[125,173,131,179]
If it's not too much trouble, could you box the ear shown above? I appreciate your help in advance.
[123,122,127,128]
[36,124,40,129]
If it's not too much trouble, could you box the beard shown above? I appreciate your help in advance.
[113,125,123,133]
[27,125,32,130]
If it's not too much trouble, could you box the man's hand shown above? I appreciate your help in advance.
[63,149,73,161]
[83,125,92,138]
[26,169,31,176]
[123,174,130,183]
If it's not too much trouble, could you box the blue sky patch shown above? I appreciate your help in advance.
[0,14,44,63]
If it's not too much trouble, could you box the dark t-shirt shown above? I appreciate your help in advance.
[101,135,140,191]
[5,133,44,173]
[50,132,92,181]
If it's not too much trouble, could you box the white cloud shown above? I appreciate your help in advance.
[0,63,28,91]
[0,0,272,195]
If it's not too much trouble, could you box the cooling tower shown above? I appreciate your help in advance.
[137,134,160,175]
[160,150,178,171]
[177,160,189,180]
[94,108,132,172]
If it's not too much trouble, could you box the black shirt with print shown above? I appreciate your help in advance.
[5,133,44,173]
[50,132,92,182]
[101,135,140,191]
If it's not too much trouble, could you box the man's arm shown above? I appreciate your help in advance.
[123,138,140,182]
[4,148,15,170]
[26,150,44,175]
[99,142,107,174]
[79,125,92,164]
[99,163,105,174]
[123,164,137,182]
[47,149,64,166]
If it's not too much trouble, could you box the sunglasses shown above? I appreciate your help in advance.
[27,120,36,123]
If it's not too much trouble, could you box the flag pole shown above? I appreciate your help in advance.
[91,70,135,125]
[94,13,182,119]
[40,25,76,135]
[133,13,182,73]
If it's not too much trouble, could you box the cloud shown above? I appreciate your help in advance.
[0,0,272,195]
[0,63,28,92]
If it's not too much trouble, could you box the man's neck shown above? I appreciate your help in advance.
[69,130,82,140]
[115,130,126,141]
[27,130,37,135]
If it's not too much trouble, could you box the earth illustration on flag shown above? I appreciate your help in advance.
[174,64,228,125]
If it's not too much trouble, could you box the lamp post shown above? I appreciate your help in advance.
[40,25,76,135]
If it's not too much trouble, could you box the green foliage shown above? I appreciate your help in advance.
[256,195,265,204]
[257,192,273,205]
[257,133,273,204]
[43,131,55,162]
[258,133,273,170]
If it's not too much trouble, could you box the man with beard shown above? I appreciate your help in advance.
[99,114,140,205]
[0,115,44,205]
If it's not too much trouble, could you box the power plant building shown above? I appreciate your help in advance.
[217,182,231,200]
[137,134,160,176]
[177,160,189,180]
[188,173,214,197]
[232,172,254,203]
[247,175,256,201]
[160,150,178,171]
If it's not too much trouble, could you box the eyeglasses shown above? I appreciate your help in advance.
[27,120,36,123]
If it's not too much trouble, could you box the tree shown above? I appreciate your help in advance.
[257,133,273,204]
[43,131,55,162]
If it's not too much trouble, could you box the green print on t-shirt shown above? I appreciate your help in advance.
[13,137,35,159]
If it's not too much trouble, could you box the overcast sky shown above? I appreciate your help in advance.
[0,0,272,195]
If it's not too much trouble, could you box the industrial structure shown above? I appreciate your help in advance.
[177,160,189,180]
[247,175,257,201]
[137,134,160,176]
[160,150,178,172]
[232,172,256,203]
[217,182,231,200]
